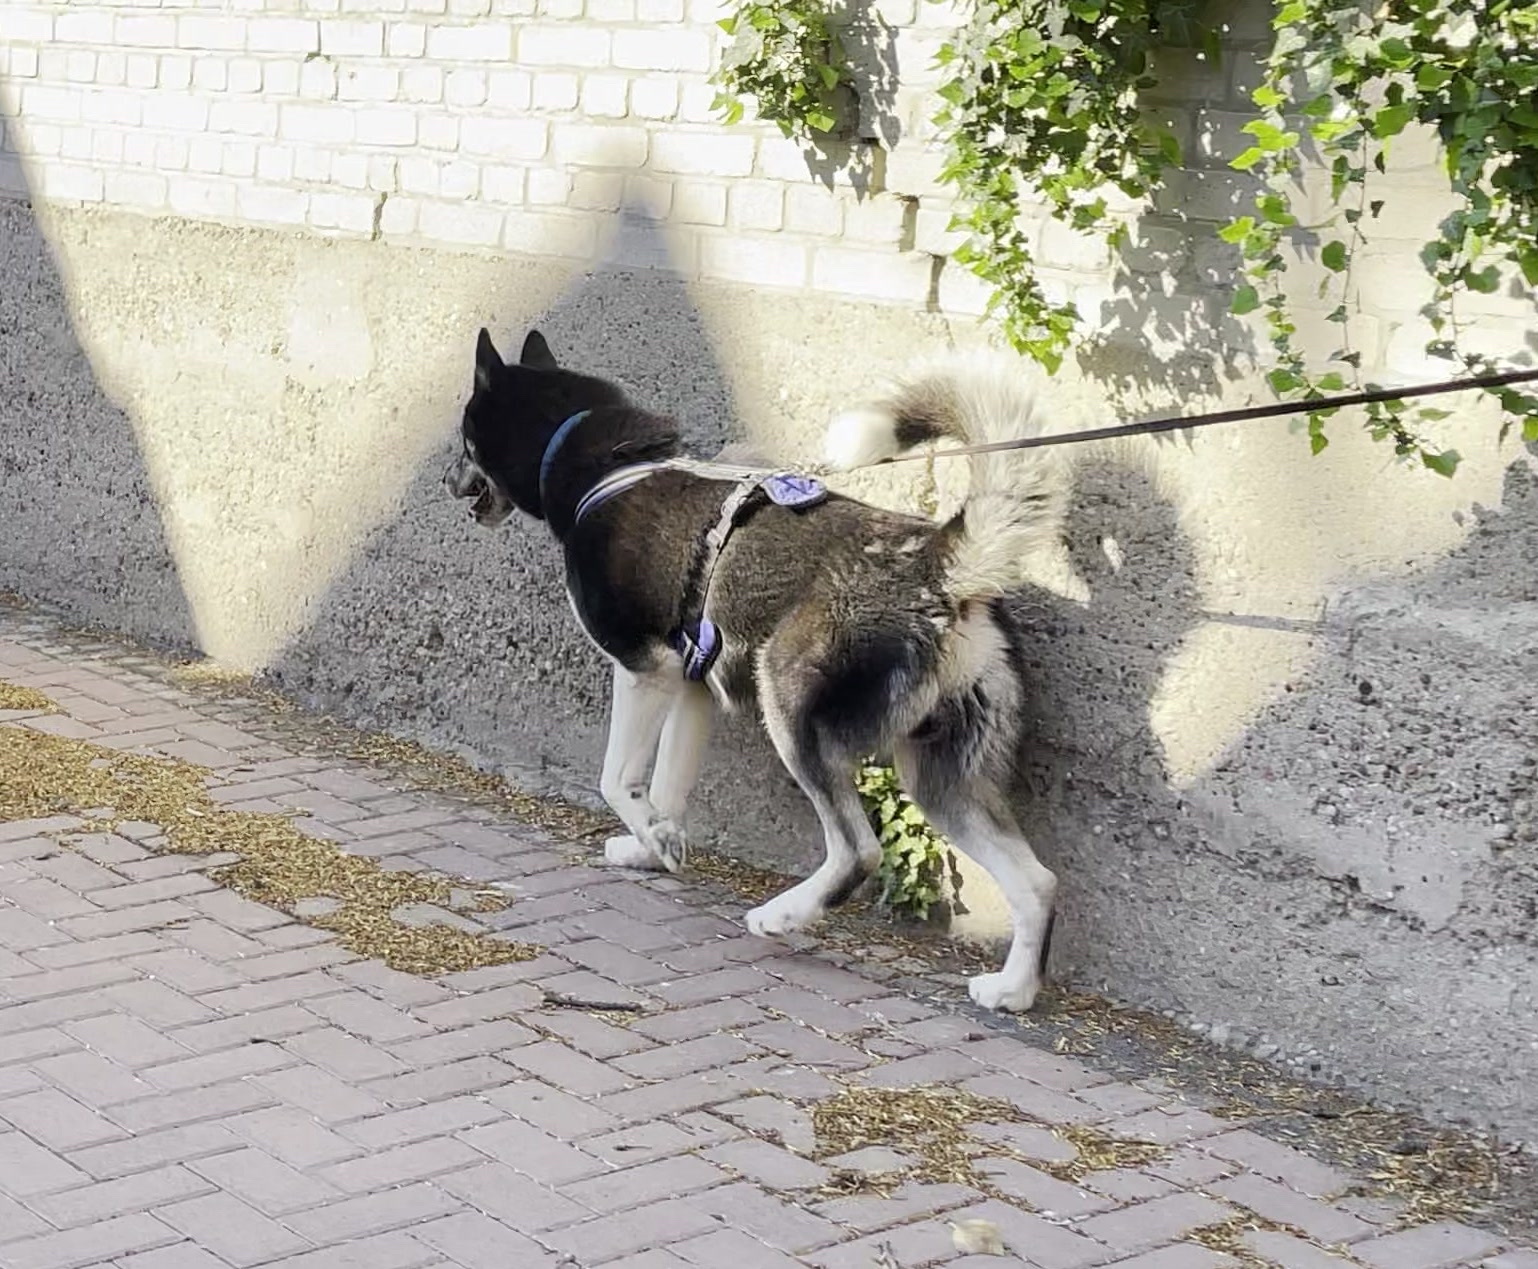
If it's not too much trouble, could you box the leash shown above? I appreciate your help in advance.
[866,367,1538,467]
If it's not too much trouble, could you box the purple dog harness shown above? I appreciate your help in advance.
[554,421,828,683]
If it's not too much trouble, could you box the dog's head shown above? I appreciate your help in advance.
[446,327,627,526]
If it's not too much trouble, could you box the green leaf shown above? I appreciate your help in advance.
[1371,103,1415,139]
[1231,285,1261,315]
[1268,367,1301,393]
[1310,431,1329,455]
[1321,240,1348,271]
[1421,449,1461,477]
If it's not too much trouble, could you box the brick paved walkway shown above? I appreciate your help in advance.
[0,606,1532,1269]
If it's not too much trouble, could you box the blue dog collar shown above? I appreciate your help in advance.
[539,409,591,499]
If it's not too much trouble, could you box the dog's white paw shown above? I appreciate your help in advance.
[603,835,668,870]
[968,971,1039,1013]
[745,887,825,938]
[644,820,687,873]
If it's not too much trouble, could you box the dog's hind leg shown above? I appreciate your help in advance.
[600,666,689,872]
[744,675,882,938]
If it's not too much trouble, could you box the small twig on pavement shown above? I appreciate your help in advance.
[541,990,645,1012]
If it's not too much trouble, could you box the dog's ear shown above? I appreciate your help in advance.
[474,328,502,391]
[520,329,559,371]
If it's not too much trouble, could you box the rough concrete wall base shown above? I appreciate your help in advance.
[3,200,1535,1145]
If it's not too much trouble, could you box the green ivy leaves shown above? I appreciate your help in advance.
[711,0,852,140]
[1223,0,1538,474]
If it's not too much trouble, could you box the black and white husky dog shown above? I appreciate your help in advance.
[446,328,1085,1012]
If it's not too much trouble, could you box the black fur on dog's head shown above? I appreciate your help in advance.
[445,327,639,527]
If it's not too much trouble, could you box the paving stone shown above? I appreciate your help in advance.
[459,1118,608,1185]
[1242,1229,1365,1269]
[547,1198,721,1264]
[687,1182,845,1253]
[154,1192,313,1266]
[1202,1130,1353,1199]
[673,1228,807,1268]
[1212,1172,1376,1244]
[702,1137,833,1190]
[189,1147,341,1214]
[0,1212,180,1269]
[483,1079,621,1139]
[1354,1221,1505,1269]
[23,1163,211,1228]
[407,1210,560,1269]
[435,1160,593,1233]
[282,1182,464,1243]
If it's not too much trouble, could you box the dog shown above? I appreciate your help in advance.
[446,327,1083,1011]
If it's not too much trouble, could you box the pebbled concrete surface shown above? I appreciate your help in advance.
[1,605,1535,1269]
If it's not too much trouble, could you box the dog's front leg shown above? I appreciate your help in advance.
[599,666,687,872]
[649,685,713,827]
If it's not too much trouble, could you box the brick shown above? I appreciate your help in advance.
[0,1088,126,1150]
[1353,1221,1504,1269]
[633,999,765,1044]
[484,1079,620,1139]
[188,1147,339,1214]
[1211,1172,1375,1243]
[141,1041,294,1092]
[459,117,548,162]
[426,23,512,60]
[247,18,318,53]
[111,1079,276,1134]
[319,1136,482,1193]
[674,1229,805,1268]
[172,1005,321,1054]
[528,1008,651,1060]
[33,1049,154,1106]
[436,1161,592,1233]
[1202,1130,1353,1198]
[409,1211,558,1269]
[338,1096,505,1149]
[115,1243,234,1269]
[0,1130,90,1196]
[702,1138,831,1190]
[0,1194,49,1242]
[25,1167,211,1229]
[0,1214,179,1269]
[155,1192,312,1266]
[460,1117,607,1184]
[254,1064,389,1124]
[388,1019,536,1066]
[613,28,713,72]
[2,960,140,1003]
[1110,1107,1231,1146]
[255,1232,434,1269]
[1241,1230,1362,1269]
[69,1123,244,1180]
[319,20,384,55]
[283,1180,461,1242]
[813,1179,979,1234]
[229,1106,361,1168]
[516,25,610,66]
[582,1120,706,1167]
[970,1157,1115,1217]
[1079,1193,1235,1253]
[565,1155,730,1213]
[503,1039,632,1095]
[284,1027,406,1081]
[651,132,755,177]
[548,1199,719,1264]
[688,1183,843,1254]
[1100,1249,1237,1268]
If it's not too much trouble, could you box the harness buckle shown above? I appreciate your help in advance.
[672,619,721,683]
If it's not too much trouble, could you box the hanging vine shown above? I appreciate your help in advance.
[710,0,1538,470]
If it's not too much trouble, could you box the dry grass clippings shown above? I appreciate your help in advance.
[0,681,58,712]
[807,1082,1161,1200]
[0,712,537,976]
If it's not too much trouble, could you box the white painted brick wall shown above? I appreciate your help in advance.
[0,0,1529,352]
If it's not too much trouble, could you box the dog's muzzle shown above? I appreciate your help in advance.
[444,453,511,526]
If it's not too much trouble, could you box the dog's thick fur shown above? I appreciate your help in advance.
[446,329,1078,1011]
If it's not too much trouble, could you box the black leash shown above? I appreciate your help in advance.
[872,367,1538,465]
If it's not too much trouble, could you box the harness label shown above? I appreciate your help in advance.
[762,473,827,509]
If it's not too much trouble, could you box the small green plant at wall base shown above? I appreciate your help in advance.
[856,760,952,921]
[711,0,853,139]
[711,0,1538,468]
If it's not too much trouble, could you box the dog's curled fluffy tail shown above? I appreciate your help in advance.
[824,352,1088,604]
